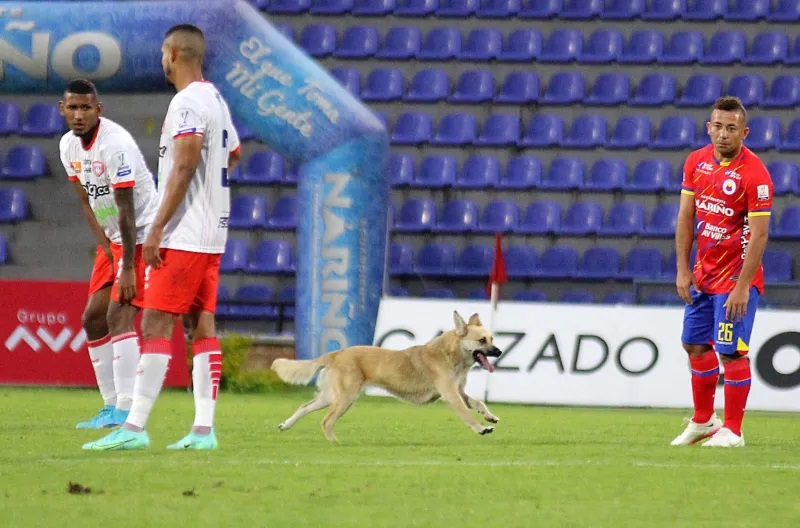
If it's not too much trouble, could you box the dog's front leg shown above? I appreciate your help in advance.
[438,384,494,435]
[460,391,500,424]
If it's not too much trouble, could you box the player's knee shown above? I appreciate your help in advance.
[190,311,217,341]
[81,305,107,335]
[106,304,132,336]
[682,343,712,357]
[140,309,174,340]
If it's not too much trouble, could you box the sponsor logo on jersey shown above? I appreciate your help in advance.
[69,161,82,173]
[116,152,131,178]
[699,222,730,241]
[757,184,770,201]
[83,182,111,199]
[696,197,734,217]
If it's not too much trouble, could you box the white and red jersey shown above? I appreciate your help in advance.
[157,81,240,254]
[59,117,158,245]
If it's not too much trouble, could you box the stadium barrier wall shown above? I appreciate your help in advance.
[371,298,800,412]
[0,1,390,360]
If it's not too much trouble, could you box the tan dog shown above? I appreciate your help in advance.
[271,311,502,441]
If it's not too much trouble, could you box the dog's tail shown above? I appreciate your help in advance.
[271,355,331,385]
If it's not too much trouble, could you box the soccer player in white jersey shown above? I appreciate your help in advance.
[84,24,240,451]
[59,79,158,429]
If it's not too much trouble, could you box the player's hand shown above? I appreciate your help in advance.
[724,284,749,323]
[117,267,136,305]
[143,226,164,269]
[675,268,698,304]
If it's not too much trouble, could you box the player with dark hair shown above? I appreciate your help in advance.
[59,79,158,428]
[671,96,773,448]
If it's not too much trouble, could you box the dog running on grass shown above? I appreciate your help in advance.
[271,311,503,441]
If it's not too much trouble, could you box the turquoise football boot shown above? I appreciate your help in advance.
[82,428,150,451]
[75,405,115,429]
[166,430,218,450]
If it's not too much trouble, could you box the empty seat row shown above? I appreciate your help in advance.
[0,102,65,137]
[0,188,29,223]
[0,145,48,180]
[229,194,297,230]
[255,0,800,23]
[233,150,298,185]
[295,25,800,65]
[220,238,296,274]
[217,284,295,320]
[0,234,7,264]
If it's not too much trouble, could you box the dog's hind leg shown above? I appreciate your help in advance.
[460,390,499,424]
[321,373,362,442]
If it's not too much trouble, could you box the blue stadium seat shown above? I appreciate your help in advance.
[497,156,542,189]
[404,69,449,102]
[0,102,20,136]
[391,111,432,145]
[376,27,421,59]
[519,0,561,18]
[267,195,298,230]
[421,288,456,299]
[562,114,608,149]
[742,32,788,66]
[598,202,646,236]
[641,0,683,20]
[273,24,295,41]
[335,26,379,58]
[626,159,671,192]
[498,28,542,62]
[436,0,478,16]
[644,292,684,306]
[601,0,644,19]
[449,70,495,103]
[20,103,64,137]
[676,74,722,107]
[241,151,284,185]
[389,242,415,275]
[418,27,461,60]
[504,245,538,279]
[411,155,457,188]
[267,0,310,13]
[216,284,231,319]
[541,71,585,104]
[774,205,800,240]
[352,0,396,15]
[559,290,595,304]
[330,67,361,96]
[651,116,695,150]
[518,113,564,147]
[246,240,294,274]
[606,115,651,149]
[219,238,248,273]
[453,244,494,277]
[310,0,353,15]
[700,31,746,65]
[727,74,765,107]
[415,243,456,276]
[536,246,579,279]
[476,0,521,18]
[601,291,635,305]
[540,156,584,190]
[475,114,520,146]
[387,286,409,297]
[769,0,800,22]
[495,71,539,104]
[460,28,502,60]
[228,195,268,230]
[455,155,499,189]
[630,73,676,106]
[361,68,404,101]
[745,116,781,151]
[431,113,477,146]
[762,249,793,282]
[618,30,663,64]
[619,246,663,280]
[559,201,603,235]
[763,75,800,108]
[228,286,277,320]
[766,161,798,194]
[1,145,46,180]
[560,0,602,19]
[661,248,697,280]
[278,286,296,319]
[581,158,627,191]
[694,128,711,149]
[477,200,519,233]
[299,24,336,57]
[645,202,679,237]
[578,30,623,64]
[514,290,548,302]
[539,29,583,63]
[574,247,621,280]
[724,0,768,21]
[394,0,437,16]
[684,0,725,20]
[517,201,561,235]
[584,73,630,106]
[394,198,437,232]
[0,234,7,264]
[780,121,800,153]
[433,199,479,233]
[659,31,704,65]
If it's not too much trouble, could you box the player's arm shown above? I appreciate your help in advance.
[71,179,112,262]
[112,185,137,303]
[675,185,698,304]
[736,215,769,288]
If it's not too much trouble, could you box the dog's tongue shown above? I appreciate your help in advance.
[478,353,495,373]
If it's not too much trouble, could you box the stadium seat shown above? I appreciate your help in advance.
[540,156,584,190]
[559,0,602,19]
[618,246,664,280]
[246,240,294,274]
[768,0,800,22]
[498,28,542,62]
[618,30,663,64]
[504,245,538,278]
[216,285,232,319]
[389,242,415,275]
[773,205,800,240]
[241,151,284,185]
[0,188,28,223]
[449,70,495,103]
[476,200,519,233]
[645,202,679,237]
[559,201,603,235]
[601,0,644,19]
[724,0,768,21]
[676,74,723,107]
[700,31,746,65]
[0,102,20,136]
[335,26,379,58]
[518,113,564,147]
[536,246,579,279]
[763,75,800,108]
[578,30,623,64]
[391,111,432,145]
[514,290,548,302]
[581,158,626,191]
[228,195,268,230]
[361,68,404,101]
[538,29,583,63]
[460,28,502,60]
[421,288,456,299]
[641,0,683,20]
[431,113,477,146]
[228,286,277,320]
[745,117,781,151]
[311,0,354,15]
[659,31,704,65]
[684,0,725,20]
[517,200,561,235]
[727,74,765,108]
[453,244,494,277]
[518,0,560,18]
[219,238,248,273]
[541,71,584,104]
[298,24,336,57]
[387,286,409,297]
[762,249,793,283]
[394,0,437,16]
[415,243,456,276]
[352,0,395,15]
[561,114,608,149]
[643,292,683,306]
[606,115,651,149]
[598,202,646,236]
[455,155,499,189]
[494,71,539,104]
[394,198,437,232]
[601,291,635,305]
[1,145,46,180]
[559,290,595,304]
[411,155,456,188]
[780,121,800,153]
[267,0,310,13]
[273,24,295,41]
[475,114,520,146]
[651,116,695,150]
[630,73,676,106]
[584,73,630,106]
[417,27,461,60]
[476,0,521,18]
[330,67,361,96]
[496,156,542,189]
[436,0,478,17]
[433,199,479,233]
[267,195,298,230]
[20,103,64,137]
[0,234,7,264]
[278,285,296,320]
[661,248,697,280]
[742,32,788,66]
[376,27,421,59]
[404,69,449,102]
[766,161,798,194]
[574,247,621,280]
[626,159,671,192]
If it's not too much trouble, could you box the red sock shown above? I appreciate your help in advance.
[689,351,719,423]
[723,357,751,436]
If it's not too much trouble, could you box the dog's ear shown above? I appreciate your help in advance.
[453,311,467,336]
[468,313,482,327]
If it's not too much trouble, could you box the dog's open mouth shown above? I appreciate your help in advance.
[473,351,495,373]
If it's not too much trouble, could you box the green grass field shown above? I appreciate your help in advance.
[1,387,799,527]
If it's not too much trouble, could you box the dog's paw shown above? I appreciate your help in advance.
[484,415,499,424]
[479,426,494,435]
[278,422,287,431]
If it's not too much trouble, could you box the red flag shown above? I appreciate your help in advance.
[487,233,508,298]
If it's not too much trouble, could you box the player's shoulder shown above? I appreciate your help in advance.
[58,130,75,151]
[741,147,769,172]
[97,119,137,151]
[170,82,215,109]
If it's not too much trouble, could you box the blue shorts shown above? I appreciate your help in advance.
[681,286,760,356]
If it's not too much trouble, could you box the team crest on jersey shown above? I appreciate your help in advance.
[92,161,105,177]
[722,179,737,195]
[757,184,770,201]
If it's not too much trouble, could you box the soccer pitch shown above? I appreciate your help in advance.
[1,388,799,527]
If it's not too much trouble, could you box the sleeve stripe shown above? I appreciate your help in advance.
[681,189,695,195]
[112,181,136,189]
[748,211,771,217]
[174,131,204,139]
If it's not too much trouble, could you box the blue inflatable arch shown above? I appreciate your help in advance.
[0,0,390,360]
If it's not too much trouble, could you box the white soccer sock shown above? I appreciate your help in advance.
[126,338,171,430]
[111,332,140,412]
[192,338,223,430]
[87,334,116,407]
